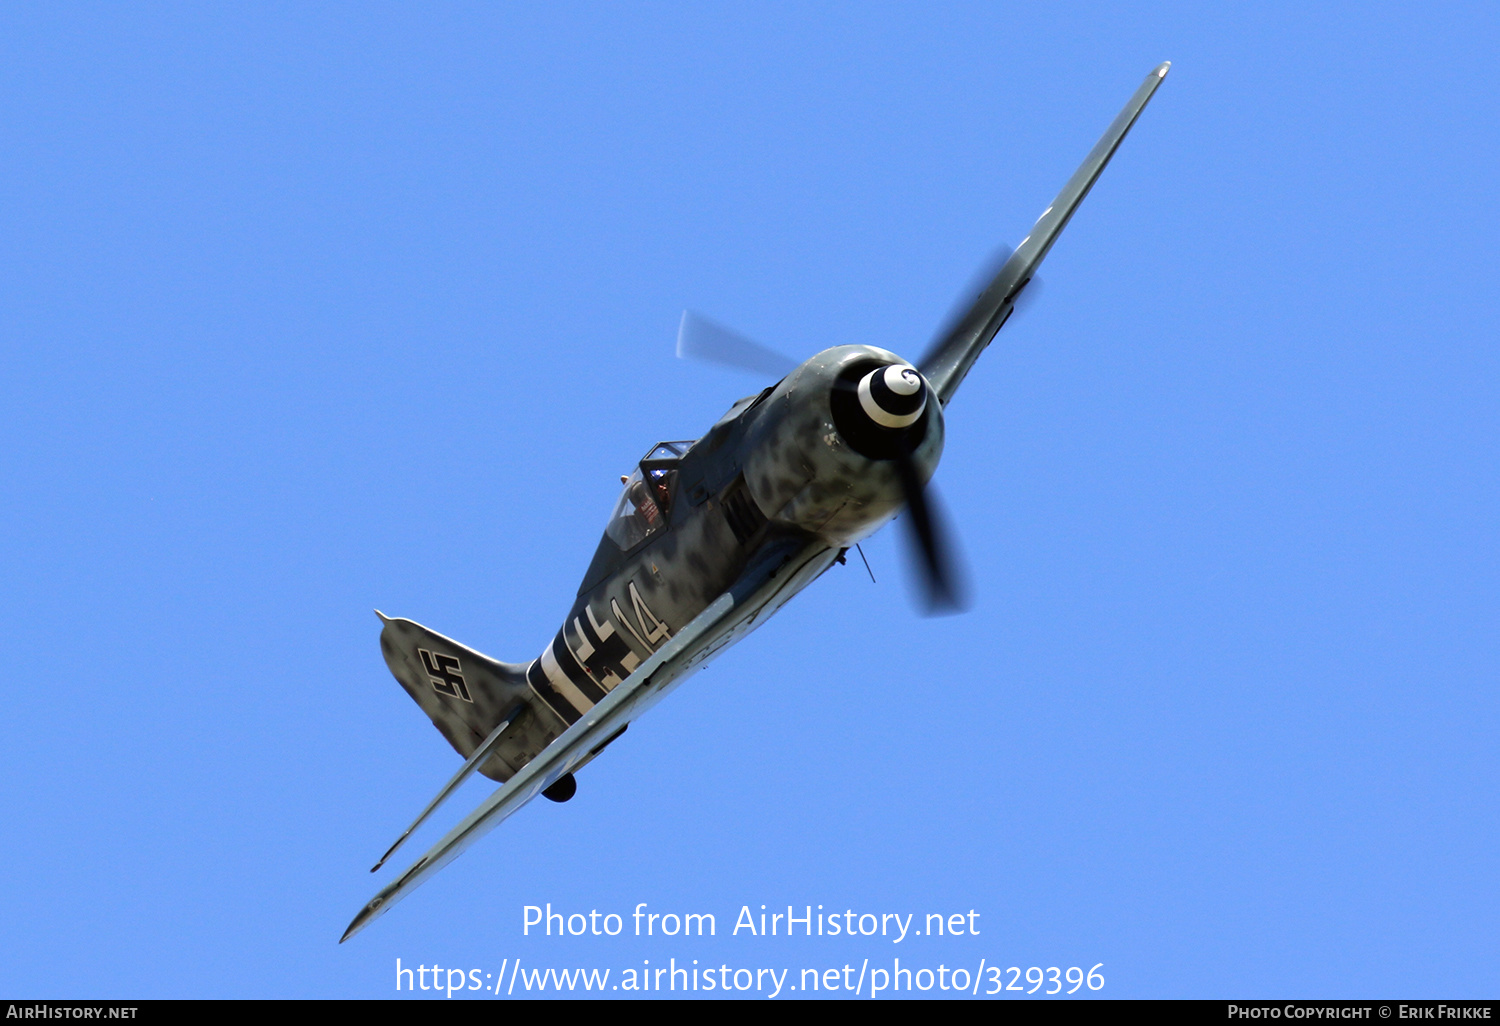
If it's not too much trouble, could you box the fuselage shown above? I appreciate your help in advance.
[474,344,943,778]
[346,63,1171,944]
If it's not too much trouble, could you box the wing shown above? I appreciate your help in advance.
[341,532,834,942]
[920,62,1170,406]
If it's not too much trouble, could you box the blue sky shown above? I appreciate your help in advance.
[1,2,1496,999]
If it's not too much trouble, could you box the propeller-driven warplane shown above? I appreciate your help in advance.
[342,63,1170,942]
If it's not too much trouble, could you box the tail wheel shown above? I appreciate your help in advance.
[543,773,577,803]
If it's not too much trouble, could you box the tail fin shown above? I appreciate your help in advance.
[376,612,562,781]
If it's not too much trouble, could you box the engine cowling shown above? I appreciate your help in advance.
[742,345,944,543]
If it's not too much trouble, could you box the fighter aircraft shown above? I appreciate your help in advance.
[341,62,1170,942]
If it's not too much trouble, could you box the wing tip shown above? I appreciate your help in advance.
[1155,61,1171,78]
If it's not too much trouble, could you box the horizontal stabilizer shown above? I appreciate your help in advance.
[343,591,741,943]
[342,536,839,943]
[370,703,525,873]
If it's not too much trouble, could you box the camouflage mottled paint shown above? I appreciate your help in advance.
[381,343,941,784]
[375,55,1172,795]
[743,345,943,542]
[348,64,1172,943]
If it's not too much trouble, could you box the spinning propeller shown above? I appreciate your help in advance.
[675,311,797,379]
[676,309,979,614]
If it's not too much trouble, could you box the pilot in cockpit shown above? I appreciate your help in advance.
[607,470,663,550]
[627,475,662,530]
[605,442,691,551]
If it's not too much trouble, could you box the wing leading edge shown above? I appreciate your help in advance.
[341,533,833,942]
[920,61,1170,406]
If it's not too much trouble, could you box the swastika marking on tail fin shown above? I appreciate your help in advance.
[418,648,472,703]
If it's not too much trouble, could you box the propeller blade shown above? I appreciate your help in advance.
[925,245,1012,358]
[1011,274,1043,319]
[920,62,1171,406]
[923,247,1043,369]
[893,451,966,614]
[676,310,797,379]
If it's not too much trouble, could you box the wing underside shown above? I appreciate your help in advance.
[920,62,1170,406]
[340,64,1174,944]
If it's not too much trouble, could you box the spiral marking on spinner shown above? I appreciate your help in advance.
[857,364,926,428]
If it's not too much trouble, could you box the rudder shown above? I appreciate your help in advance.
[376,612,563,781]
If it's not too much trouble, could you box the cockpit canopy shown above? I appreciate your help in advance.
[643,441,693,463]
[604,440,695,550]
